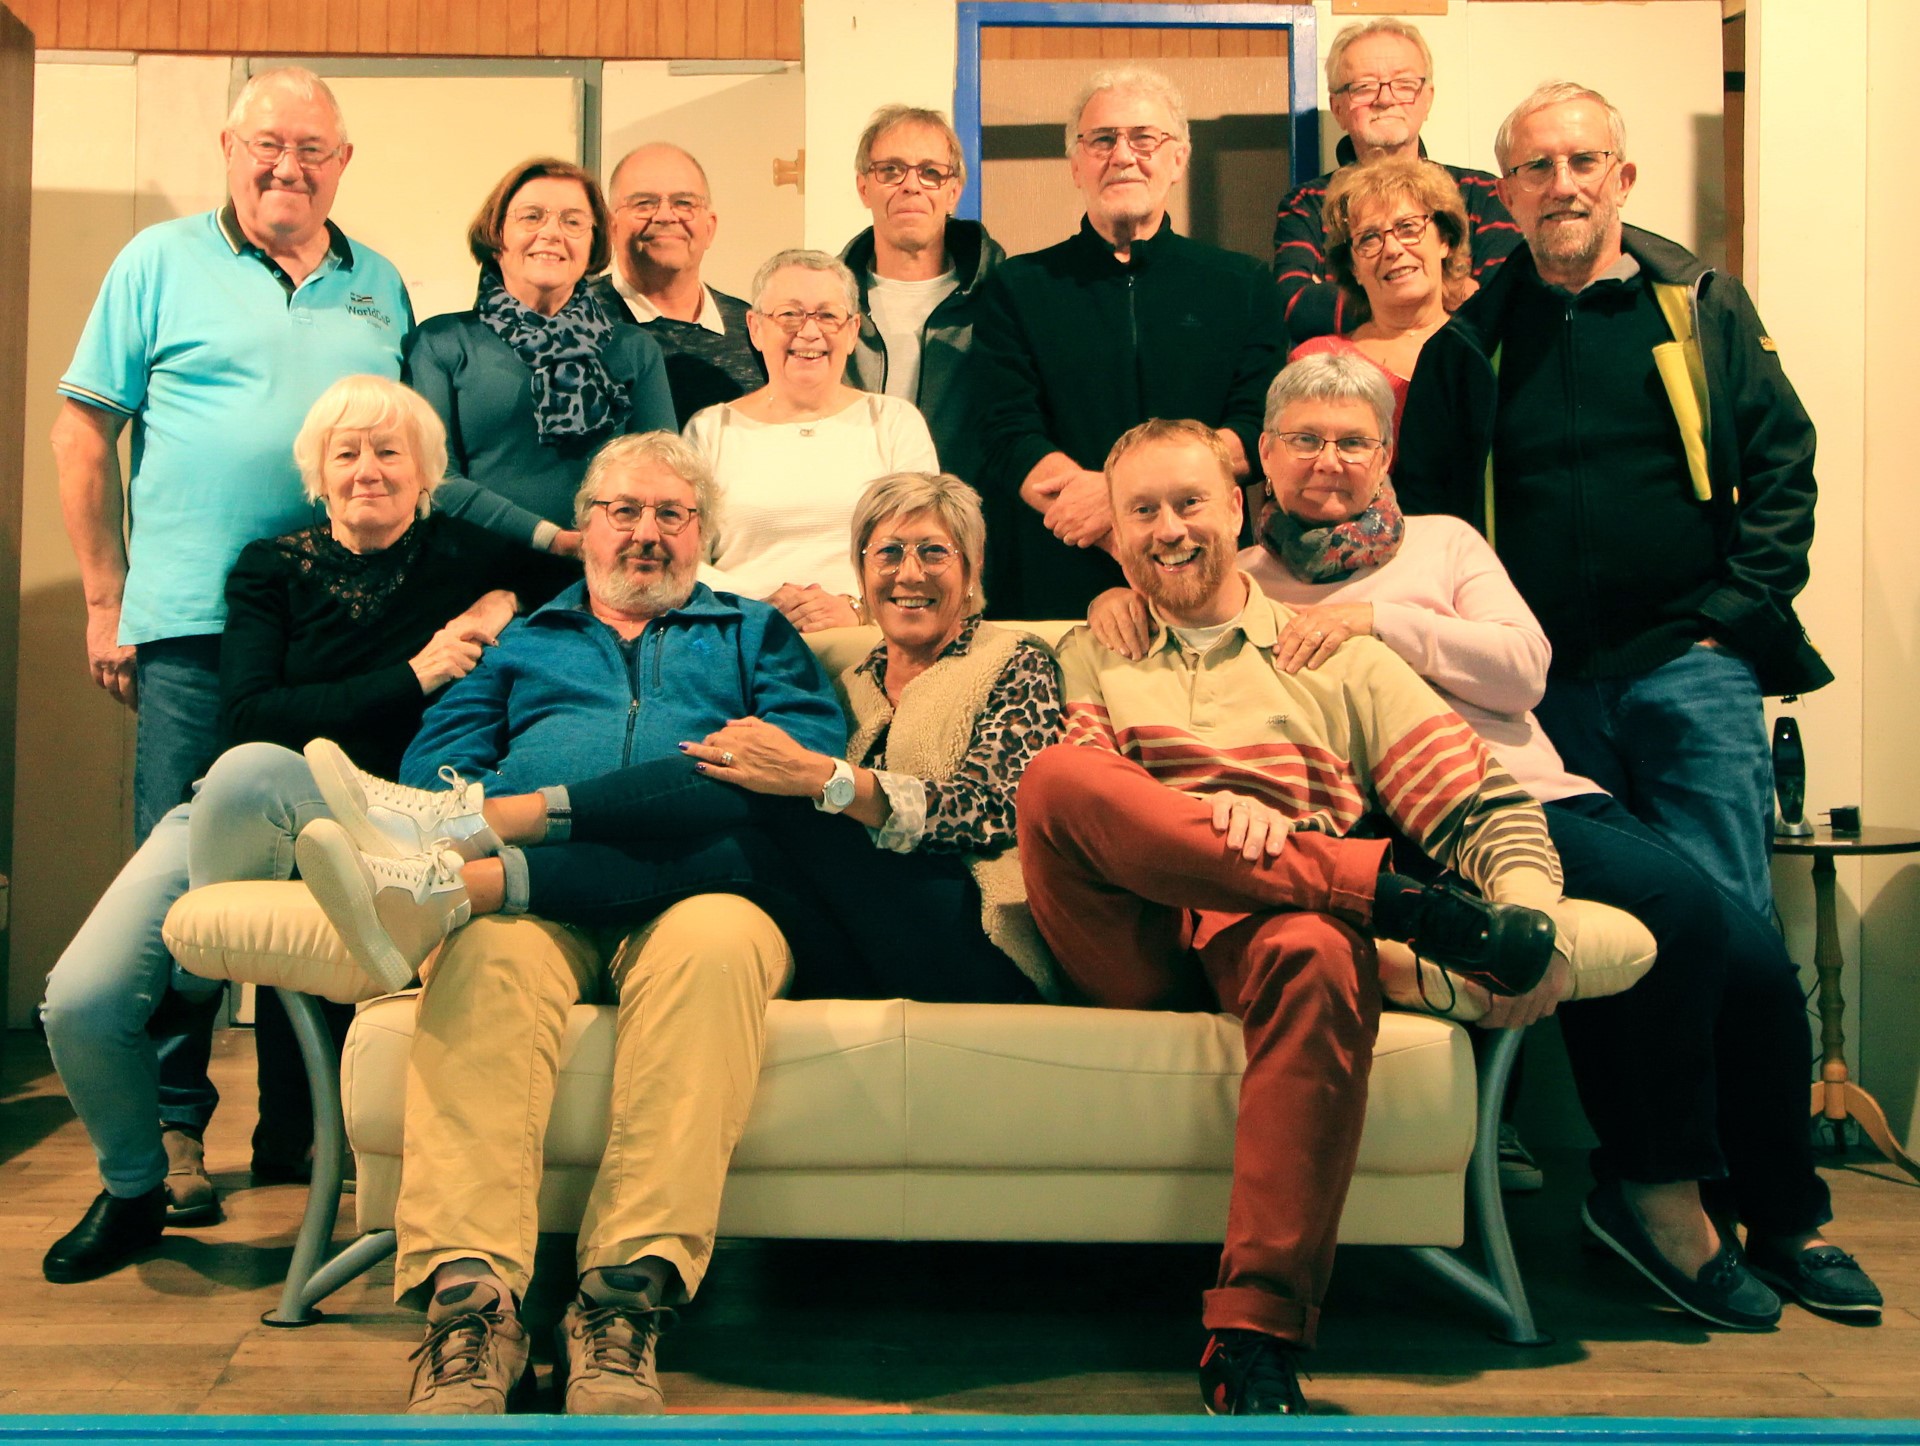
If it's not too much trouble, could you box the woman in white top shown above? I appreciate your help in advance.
[684,248,938,631]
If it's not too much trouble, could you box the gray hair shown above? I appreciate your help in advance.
[1264,352,1399,451]
[1324,18,1433,94]
[227,66,348,143]
[1064,66,1190,157]
[749,247,861,317]
[1494,80,1629,173]
[856,105,968,192]
[293,375,446,516]
[573,431,721,539]
[850,471,988,614]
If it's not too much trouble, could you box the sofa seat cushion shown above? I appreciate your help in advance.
[346,996,1472,1180]
[163,880,391,1006]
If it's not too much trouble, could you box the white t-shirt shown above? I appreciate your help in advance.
[684,392,940,600]
[866,269,958,402]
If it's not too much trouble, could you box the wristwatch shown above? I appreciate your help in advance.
[815,757,857,814]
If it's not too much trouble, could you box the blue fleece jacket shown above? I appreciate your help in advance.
[399,580,845,793]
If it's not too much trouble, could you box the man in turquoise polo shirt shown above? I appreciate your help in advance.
[48,64,411,1208]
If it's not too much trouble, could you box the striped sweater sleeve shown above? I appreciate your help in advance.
[1346,641,1562,901]
[1056,626,1122,752]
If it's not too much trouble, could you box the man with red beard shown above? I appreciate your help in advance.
[1016,417,1586,1415]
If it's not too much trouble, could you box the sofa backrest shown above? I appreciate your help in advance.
[804,621,1075,683]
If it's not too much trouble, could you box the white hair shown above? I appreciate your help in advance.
[1493,80,1628,172]
[227,66,348,142]
[1064,67,1190,157]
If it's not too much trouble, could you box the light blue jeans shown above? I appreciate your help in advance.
[1535,643,1775,924]
[40,743,329,1197]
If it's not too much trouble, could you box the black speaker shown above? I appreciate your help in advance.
[1773,715,1813,837]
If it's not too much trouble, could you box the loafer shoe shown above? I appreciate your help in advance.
[43,1185,166,1284]
[1748,1239,1883,1319]
[1582,1179,1780,1330]
[161,1128,220,1225]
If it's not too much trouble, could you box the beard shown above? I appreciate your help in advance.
[1528,191,1621,278]
[587,542,696,617]
[1125,536,1236,623]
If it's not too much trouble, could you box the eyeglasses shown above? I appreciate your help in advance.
[1503,150,1618,192]
[1333,76,1427,106]
[1076,127,1178,158]
[1349,213,1434,259]
[863,541,958,575]
[616,193,709,220]
[507,206,594,238]
[588,498,699,534]
[1272,432,1386,463]
[865,161,958,189]
[241,135,344,170]
[756,306,855,335]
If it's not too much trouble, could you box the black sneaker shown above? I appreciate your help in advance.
[1582,1179,1781,1330]
[1747,1238,1883,1319]
[1375,874,1556,997]
[1198,1330,1309,1416]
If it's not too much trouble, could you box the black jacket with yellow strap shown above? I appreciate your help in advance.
[1396,223,1830,696]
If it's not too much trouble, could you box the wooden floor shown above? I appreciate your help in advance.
[4,1027,1919,1419]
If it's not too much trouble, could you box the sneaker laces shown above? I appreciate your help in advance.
[1215,1330,1309,1409]
[411,1310,512,1390]
[364,845,463,901]
[573,1303,676,1379]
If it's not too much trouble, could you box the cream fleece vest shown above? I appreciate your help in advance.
[842,622,1061,1000]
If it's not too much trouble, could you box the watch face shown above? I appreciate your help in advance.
[825,774,857,807]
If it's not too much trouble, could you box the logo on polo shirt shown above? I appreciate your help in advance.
[347,292,396,329]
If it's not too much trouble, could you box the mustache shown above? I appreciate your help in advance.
[617,539,670,563]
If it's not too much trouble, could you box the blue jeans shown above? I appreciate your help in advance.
[40,743,327,1196]
[1534,644,1775,922]
[133,634,229,1131]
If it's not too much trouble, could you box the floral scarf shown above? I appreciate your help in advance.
[1261,477,1406,583]
[475,265,628,443]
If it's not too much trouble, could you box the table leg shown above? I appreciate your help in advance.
[1802,853,1920,1176]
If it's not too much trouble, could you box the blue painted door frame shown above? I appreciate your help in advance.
[951,2,1320,223]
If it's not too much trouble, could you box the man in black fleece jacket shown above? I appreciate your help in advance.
[1397,81,1828,928]
[973,66,1286,619]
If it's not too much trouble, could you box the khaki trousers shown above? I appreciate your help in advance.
[393,894,792,1304]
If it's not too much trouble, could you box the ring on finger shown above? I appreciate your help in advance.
[721,751,735,766]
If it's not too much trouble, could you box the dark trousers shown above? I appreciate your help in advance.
[1017,745,1386,1347]
[530,758,1036,1004]
[1547,792,1829,1237]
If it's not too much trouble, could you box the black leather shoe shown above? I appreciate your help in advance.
[1375,874,1556,997]
[43,1186,167,1284]
[1198,1330,1309,1415]
[1582,1179,1781,1330]
[1748,1238,1883,1319]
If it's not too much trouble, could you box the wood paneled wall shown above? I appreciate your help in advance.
[0,0,801,59]
[982,0,1289,61]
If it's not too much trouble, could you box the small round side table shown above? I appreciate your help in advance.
[1772,824,1920,1181]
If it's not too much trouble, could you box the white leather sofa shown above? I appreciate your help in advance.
[161,624,1540,1343]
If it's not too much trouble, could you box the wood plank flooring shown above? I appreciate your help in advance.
[3,1027,1918,1417]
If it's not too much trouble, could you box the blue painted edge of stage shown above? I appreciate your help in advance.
[1,1419,1918,1444]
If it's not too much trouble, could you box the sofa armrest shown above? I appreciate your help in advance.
[164,880,392,1005]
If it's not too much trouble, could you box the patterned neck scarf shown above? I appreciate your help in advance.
[475,265,628,443]
[1262,477,1406,584]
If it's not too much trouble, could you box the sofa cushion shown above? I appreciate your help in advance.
[164,880,391,1006]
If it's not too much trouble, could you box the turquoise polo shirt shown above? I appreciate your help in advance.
[60,206,414,646]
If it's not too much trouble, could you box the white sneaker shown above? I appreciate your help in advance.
[295,818,470,994]
[305,738,502,861]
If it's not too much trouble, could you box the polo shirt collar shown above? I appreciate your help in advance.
[1142,572,1272,653]
[216,202,355,269]
[613,269,728,334]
